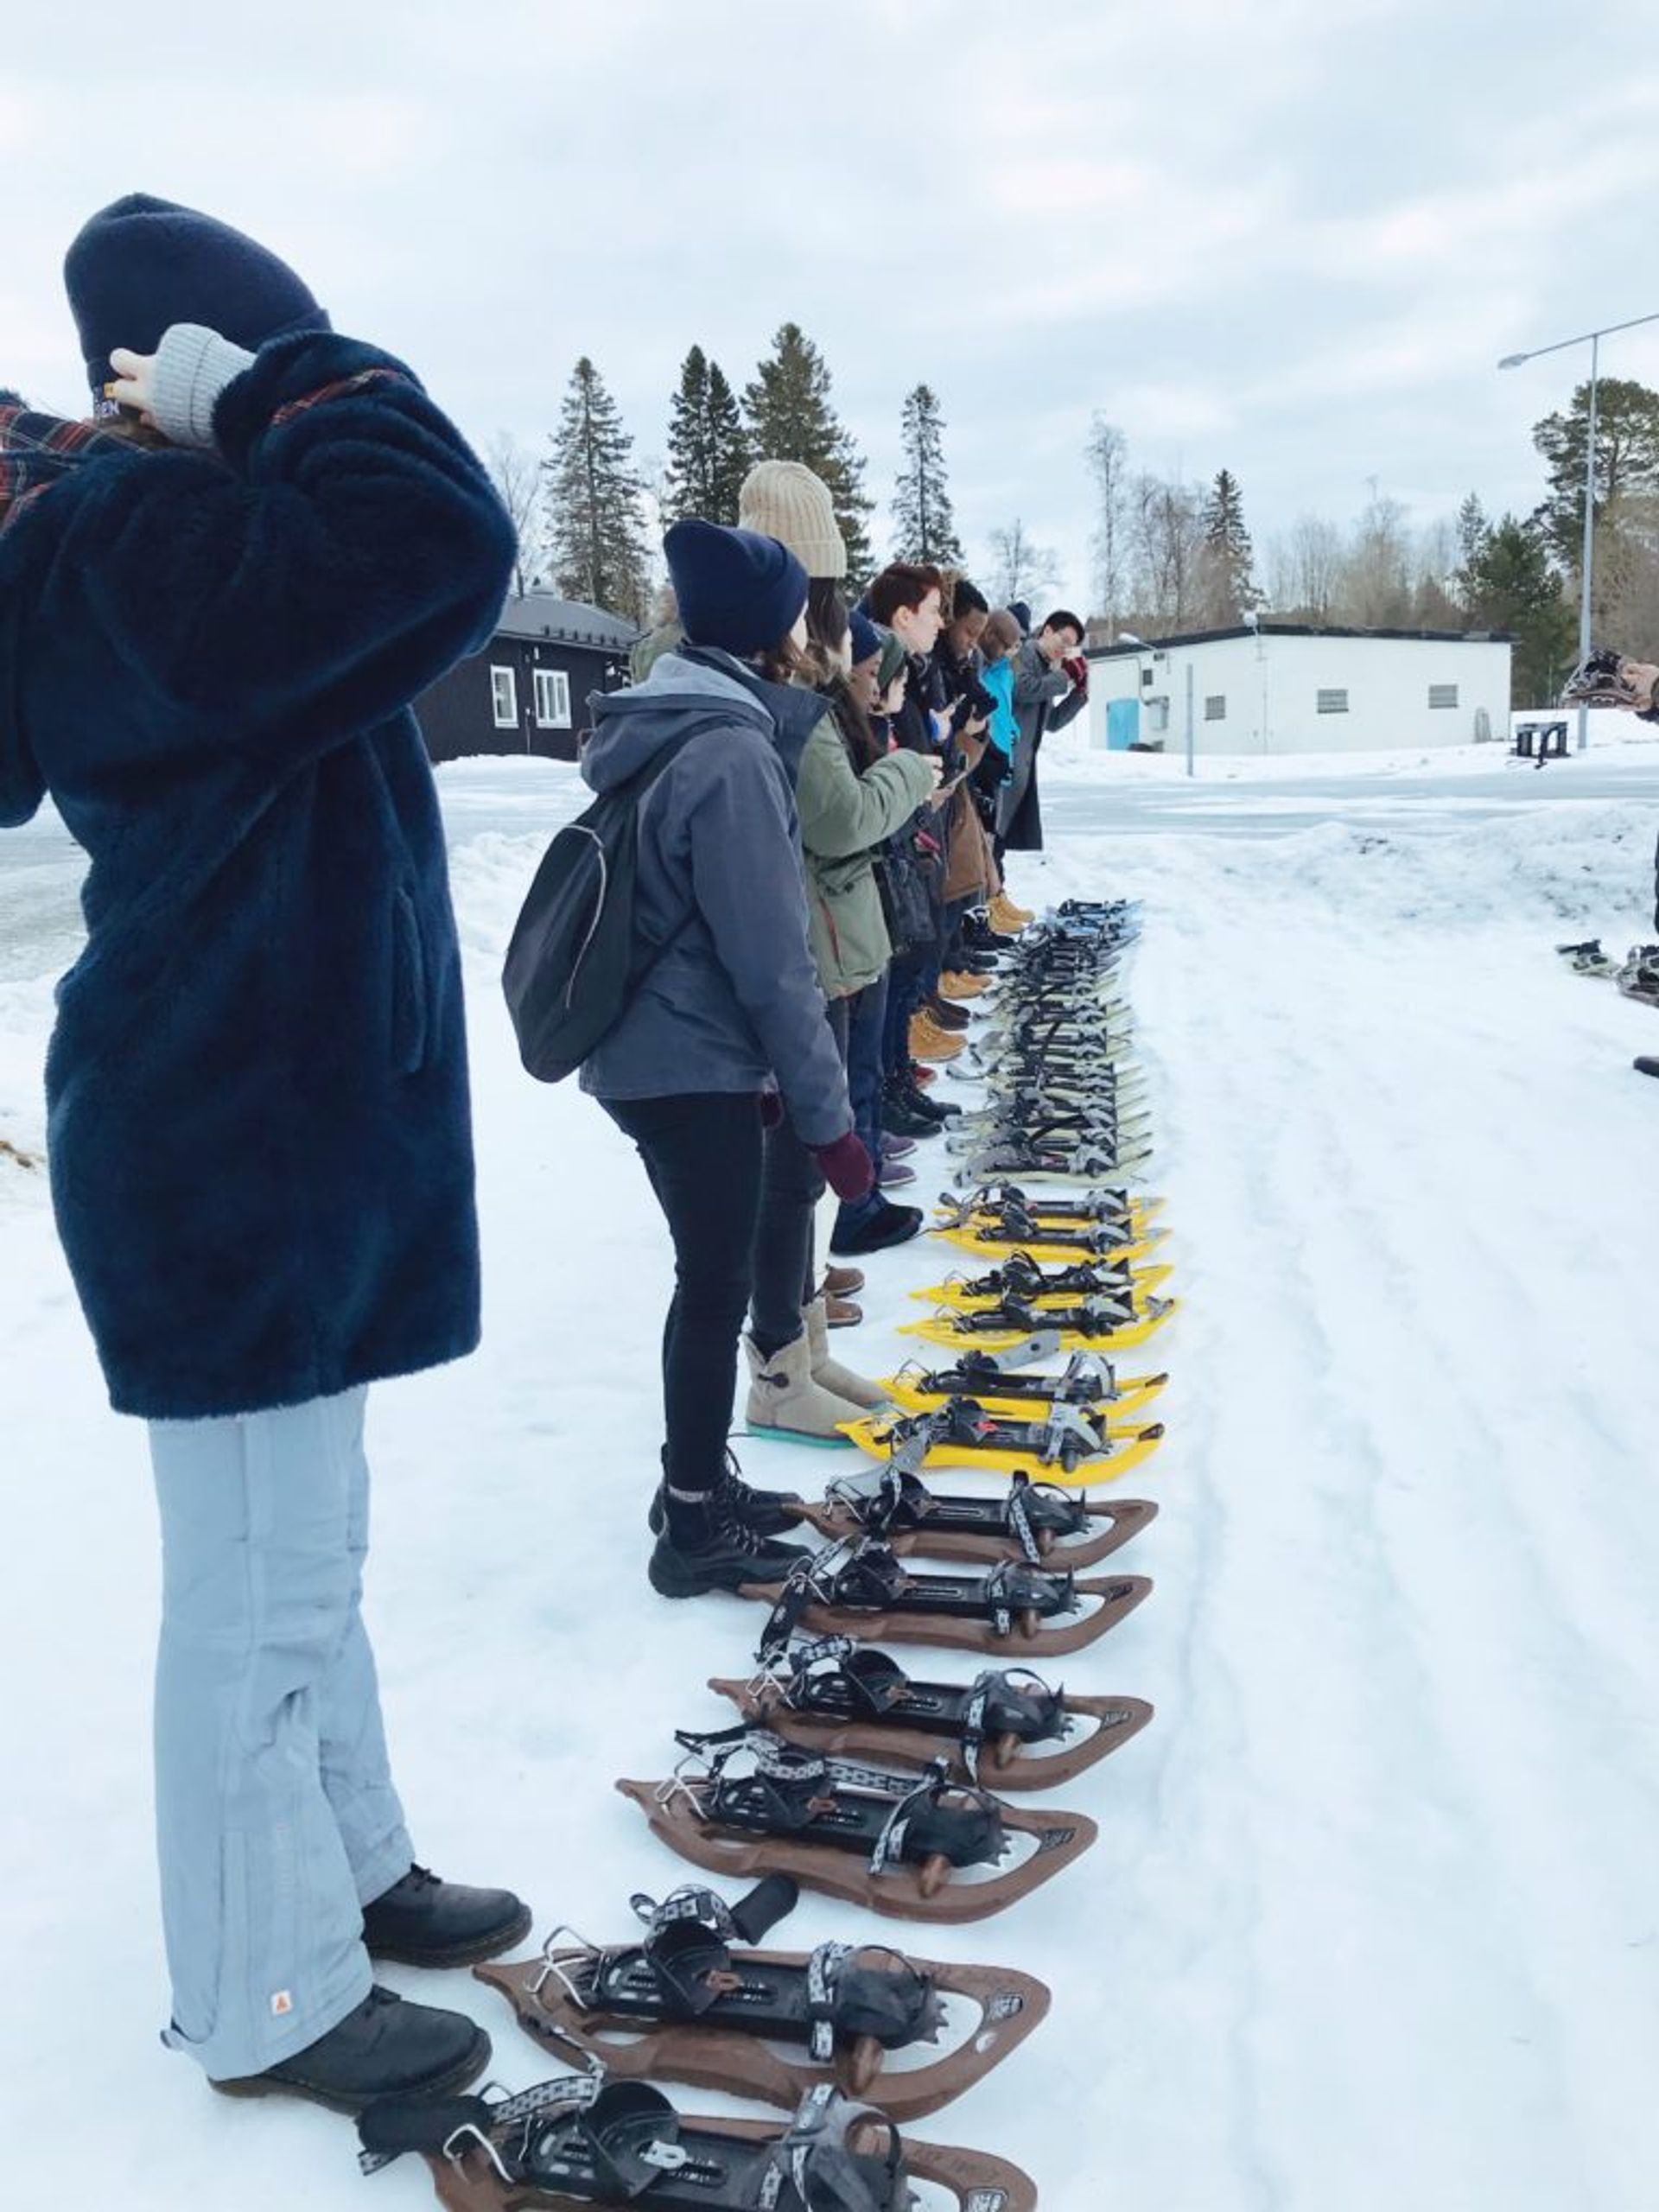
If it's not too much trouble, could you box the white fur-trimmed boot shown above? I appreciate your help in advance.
[803,1295,889,1410]
[745,1329,867,1440]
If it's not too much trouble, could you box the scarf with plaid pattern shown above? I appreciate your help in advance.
[0,404,126,536]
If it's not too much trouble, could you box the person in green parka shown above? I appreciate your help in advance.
[797,608,939,1253]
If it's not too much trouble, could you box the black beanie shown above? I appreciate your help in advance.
[64,194,331,396]
[664,520,809,658]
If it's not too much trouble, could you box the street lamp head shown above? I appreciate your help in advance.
[1497,353,1529,370]
[1116,631,1145,647]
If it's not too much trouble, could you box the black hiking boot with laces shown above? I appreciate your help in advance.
[648,1450,801,1540]
[648,1489,809,1600]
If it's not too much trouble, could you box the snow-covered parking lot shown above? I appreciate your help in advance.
[3,736,1658,2212]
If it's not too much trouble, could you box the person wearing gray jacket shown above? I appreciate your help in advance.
[579,520,874,1598]
[1000,610,1089,854]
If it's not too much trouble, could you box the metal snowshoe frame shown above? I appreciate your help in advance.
[902,1291,1176,1354]
[740,1532,1153,1660]
[793,1455,1157,1567]
[616,1726,1096,1925]
[931,1249,1158,1307]
[474,1878,1049,2123]
[359,2075,1037,2212]
[882,1334,1169,1420]
[934,1181,1152,1233]
[713,1635,1154,1795]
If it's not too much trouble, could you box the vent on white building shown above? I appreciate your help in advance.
[1316,689,1350,715]
[1205,695,1226,721]
[1427,683,1459,709]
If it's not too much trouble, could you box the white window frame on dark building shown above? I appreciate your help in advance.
[490,665,518,729]
[534,669,573,729]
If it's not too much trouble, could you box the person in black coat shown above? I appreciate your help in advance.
[0,194,527,2110]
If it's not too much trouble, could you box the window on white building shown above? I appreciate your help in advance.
[490,665,518,729]
[1428,683,1459,709]
[1147,696,1170,734]
[1316,689,1350,715]
[534,669,572,728]
[1205,695,1226,721]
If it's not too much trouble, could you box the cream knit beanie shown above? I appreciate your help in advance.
[738,459,848,581]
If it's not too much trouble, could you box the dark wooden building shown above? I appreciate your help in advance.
[416,593,639,764]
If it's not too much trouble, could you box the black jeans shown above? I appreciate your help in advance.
[604,1092,763,1497]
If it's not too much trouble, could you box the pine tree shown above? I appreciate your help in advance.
[1532,378,1659,569]
[543,357,651,621]
[891,384,963,566]
[664,345,751,525]
[1199,468,1256,621]
[1461,513,1577,705]
[743,322,874,579]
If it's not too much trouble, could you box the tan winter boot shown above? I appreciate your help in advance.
[803,1296,889,1410]
[745,1330,867,1440]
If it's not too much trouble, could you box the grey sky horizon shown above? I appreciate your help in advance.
[5,0,1657,611]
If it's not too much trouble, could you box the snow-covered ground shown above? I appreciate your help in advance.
[3,747,1659,2212]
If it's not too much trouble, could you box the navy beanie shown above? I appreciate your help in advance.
[849,609,882,667]
[65,194,331,396]
[1008,601,1033,637]
[664,519,808,658]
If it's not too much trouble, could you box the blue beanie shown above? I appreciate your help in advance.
[849,608,882,667]
[664,519,808,658]
[65,194,331,396]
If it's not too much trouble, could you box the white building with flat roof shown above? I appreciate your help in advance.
[1086,625,1513,754]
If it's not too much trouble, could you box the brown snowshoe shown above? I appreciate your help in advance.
[359,2077,1037,2212]
[616,1726,1096,1924]
[474,1878,1048,2122]
[741,1535,1154,1661]
[712,1637,1153,1792]
[795,1459,1157,1569]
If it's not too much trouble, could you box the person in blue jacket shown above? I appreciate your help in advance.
[0,195,527,2112]
[580,519,875,1599]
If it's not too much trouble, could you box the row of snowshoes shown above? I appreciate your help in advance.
[350,897,1158,2211]
[1556,936,1659,1005]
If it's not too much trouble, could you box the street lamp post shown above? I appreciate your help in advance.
[1499,308,1659,752]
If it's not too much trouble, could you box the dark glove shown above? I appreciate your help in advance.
[812,1130,875,1202]
[758,1090,785,1130]
[1062,655,1090,693]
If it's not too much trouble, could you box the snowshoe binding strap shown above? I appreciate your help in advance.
[1005,1474,1089,1557]
[981,1557,1077,1637]
[964,1668,1069,1762]
[803,1942,939,2061]
[359,2075,600,2179]
[772,1641,917,1724]
[759,1540,913,1660]
[823,1460,935,1529]
[625,1879,800,2015]
[762,2086,909,2212]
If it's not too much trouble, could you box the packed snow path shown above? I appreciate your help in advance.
[2,743,1657,2211]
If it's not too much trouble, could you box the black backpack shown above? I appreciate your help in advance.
[501,728,698,1083]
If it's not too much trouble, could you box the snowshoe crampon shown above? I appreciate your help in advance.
[359,2076,1037,2212]
[743,1534,1153,1658]
[878,1335,1169,1422]
[616,1727,1096,1924]
[711,1637,1154,1794]
[902,1291,1178,1354]
[836,1395,1166,1491]
[796,1458,1158,1566]
[474,1878,1048,2122]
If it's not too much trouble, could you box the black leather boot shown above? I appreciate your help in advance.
[362,1866,532,1967]
[213,1986,489,2113]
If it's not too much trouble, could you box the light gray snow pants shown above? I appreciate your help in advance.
[147,1386,413,2081]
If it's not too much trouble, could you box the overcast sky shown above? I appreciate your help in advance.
[7,0,1659,609]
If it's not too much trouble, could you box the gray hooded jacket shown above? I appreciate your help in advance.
[577,650,852,1147]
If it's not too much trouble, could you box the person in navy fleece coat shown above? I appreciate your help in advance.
[0,194,529,2110]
